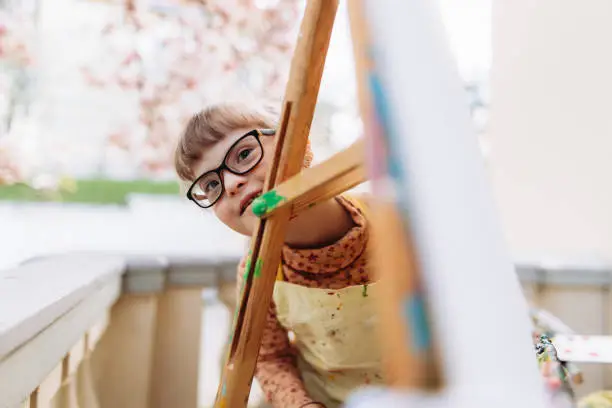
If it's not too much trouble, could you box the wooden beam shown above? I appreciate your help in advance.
[214,1,339,406]
[251,139,366,219]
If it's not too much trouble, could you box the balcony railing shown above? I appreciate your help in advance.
[0,253,237,408]
[0,253,610,408]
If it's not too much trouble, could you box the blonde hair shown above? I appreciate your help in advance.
[174,102,314,182]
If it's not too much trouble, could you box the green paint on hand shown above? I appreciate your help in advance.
[362,284,369,297]
[254,258,263,278]
[251,190,287,217]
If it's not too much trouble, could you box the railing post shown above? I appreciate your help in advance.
[90,294,159,408]
[149,288,203,408]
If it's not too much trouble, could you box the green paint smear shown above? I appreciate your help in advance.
[230,253,256,344]
[251,190,287,217]
[362,284,369,297]
[254,258,263,278]
[243,256,252,282]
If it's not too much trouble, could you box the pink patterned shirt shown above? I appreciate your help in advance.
[236,196,370,407]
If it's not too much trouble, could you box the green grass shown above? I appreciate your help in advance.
[0,178,181,205]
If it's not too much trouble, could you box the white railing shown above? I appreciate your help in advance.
[0,254,123,408]
[0,253,610,408]
[0,253,237,408]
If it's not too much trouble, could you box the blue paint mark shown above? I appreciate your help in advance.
[221,382,227,396]
[368,73,405,183]
[402,293,432,352]
[367,70,415,216]
[367,40,432,355]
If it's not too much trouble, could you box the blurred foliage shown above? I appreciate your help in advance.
[0,178,180,205]
[1,0,302,187]
[80,0,301,178]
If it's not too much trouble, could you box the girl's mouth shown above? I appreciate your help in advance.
[240,191,262,215]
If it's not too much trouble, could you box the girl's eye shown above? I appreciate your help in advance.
[204,179,219,193]
[237,148,253,162]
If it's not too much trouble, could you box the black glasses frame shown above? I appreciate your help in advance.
[186,128,275,208]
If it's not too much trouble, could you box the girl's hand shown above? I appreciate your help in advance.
[540,359,563,391]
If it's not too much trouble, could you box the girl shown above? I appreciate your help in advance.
[174,103,580,408]
[175,103,383,408]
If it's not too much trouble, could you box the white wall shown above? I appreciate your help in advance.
[0,197,246,270]
[488,0,612,261]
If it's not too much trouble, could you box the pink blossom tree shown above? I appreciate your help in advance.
[80,0,301,179]
[0,8,36,185]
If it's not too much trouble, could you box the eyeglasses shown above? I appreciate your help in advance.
[186,129,275,208]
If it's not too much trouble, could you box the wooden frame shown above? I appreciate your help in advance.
[215,0,442,406]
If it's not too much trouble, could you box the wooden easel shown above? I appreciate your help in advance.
[214,1,442,406]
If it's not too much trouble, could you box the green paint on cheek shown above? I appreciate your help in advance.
[254,258,263,278]
[251,190,287,217]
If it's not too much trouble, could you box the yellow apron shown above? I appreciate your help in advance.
[272,197,384,408]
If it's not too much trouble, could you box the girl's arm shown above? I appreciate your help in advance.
[256,303,317,407]
[235,259,319,408]
[285,197,355,249]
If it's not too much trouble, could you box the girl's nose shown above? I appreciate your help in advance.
[223,171,248,196]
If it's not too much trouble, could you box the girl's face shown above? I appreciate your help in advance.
[191,127,276,236]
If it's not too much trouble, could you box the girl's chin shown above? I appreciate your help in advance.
[238,214,257,236]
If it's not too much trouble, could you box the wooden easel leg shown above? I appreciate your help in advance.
[214,1,339,407]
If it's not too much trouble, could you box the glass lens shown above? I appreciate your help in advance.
[226,134,262,174]
[190,172,223,207]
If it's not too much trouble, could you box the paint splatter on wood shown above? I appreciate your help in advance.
[251,190,287,217]
[254,258,263,278]
[402,293,431,352]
